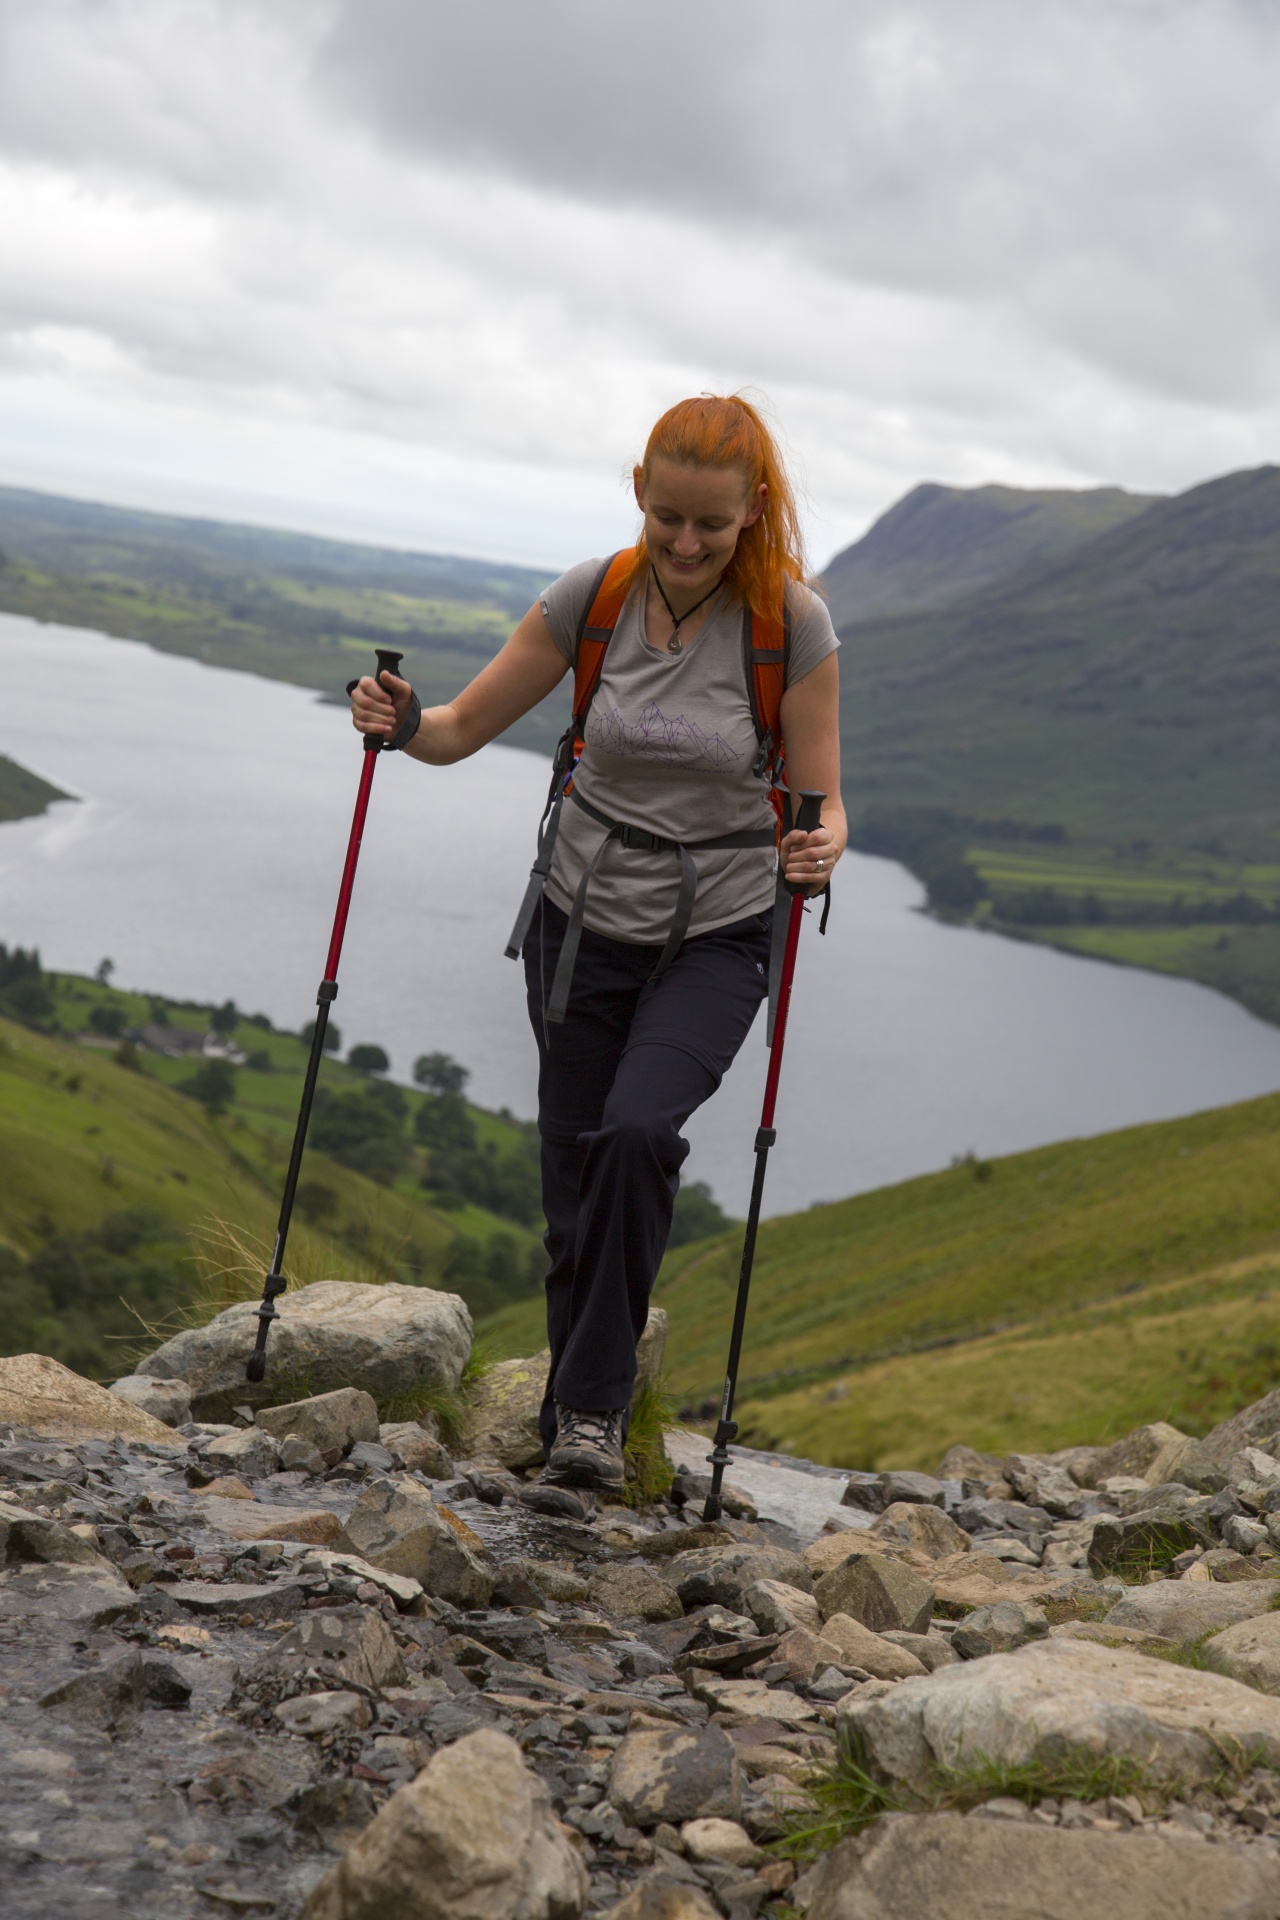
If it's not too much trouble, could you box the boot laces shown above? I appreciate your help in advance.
[557,1404,622,1449]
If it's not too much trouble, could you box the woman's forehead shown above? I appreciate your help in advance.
[643,456,755,514]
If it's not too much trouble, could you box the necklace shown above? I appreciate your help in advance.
[651,566,721,655]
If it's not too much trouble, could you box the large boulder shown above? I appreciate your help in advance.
[299,1727,587,1920]
[804,1811,1280,1920]
[0,1354,174,1443]
[458,1352,547,1471]
[344,1479,493,1609]
[138,1280,472,1421]
[837,1636,1280,1798]
[1202,1611,1280,1693]
[1201,1389,1280,1466]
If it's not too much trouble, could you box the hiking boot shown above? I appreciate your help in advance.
[544,1403,626,1493]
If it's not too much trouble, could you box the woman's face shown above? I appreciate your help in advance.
[633,456,766,600]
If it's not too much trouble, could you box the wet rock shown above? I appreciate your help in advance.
[139,1279,473,1422]
[1102,1578,1276,1647]
[256,1387,381,1454]
[155,1577,309,1623]
[869,1502,971,1560]
[841,1470,946,1514]
[609,1723,742,1828]
[741,1578,824,1636]
[0,1492,104,1565]
[108,1374,192,1427]
[201,1426,282,1479]
[1087,1508,1210,1577]
[588,1563,683,1623]
[380,1422,455,1477]
[256,1604,408,1690]
[459,1352,548,1471]
[275,1689,373,1737]
[814,1552,933,1634]
[951,1601,1049,1660]
[194,1494,353,1548]
[289,1777,379,1846]
[298,1550,424,1610]
[345,1478,493,1608]
[299,1726,587,1920]
[0,1559,139,1627]
[803,1810,1280,1920]
[669,1465,757,1522]
[0,1352,174,1442]
[280,1434,327,1475]
[820,1613,928,1680]
[668,1544,814,1613]
[838,1637,1280,1798]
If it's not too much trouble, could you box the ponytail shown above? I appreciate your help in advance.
[629,393,808,618]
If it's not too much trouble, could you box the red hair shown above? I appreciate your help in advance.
[629,393,807,618]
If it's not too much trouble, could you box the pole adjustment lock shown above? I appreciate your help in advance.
[317,979,338,1004]
[755,1126,777,1151]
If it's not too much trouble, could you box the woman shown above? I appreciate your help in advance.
[351,394,845,1496]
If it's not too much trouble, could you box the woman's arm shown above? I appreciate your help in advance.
[777,651,847,892]
[350,602,569,765]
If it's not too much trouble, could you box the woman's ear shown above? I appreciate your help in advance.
[632,465,646,511]
[742,481,768,530]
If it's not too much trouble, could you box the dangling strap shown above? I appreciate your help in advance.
[505,728,576,960]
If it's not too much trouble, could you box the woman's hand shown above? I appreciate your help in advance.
[351,670,413,741]
[781,822,839,893]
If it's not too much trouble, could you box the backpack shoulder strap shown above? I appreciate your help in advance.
[742,597,791,748]
[572,549,634,726]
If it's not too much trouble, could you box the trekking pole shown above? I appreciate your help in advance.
[702,789,826,1522]
[245,648,404,1385]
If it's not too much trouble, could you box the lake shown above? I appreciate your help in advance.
[4,610,1280,1216]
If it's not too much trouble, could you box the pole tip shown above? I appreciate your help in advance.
[701,1497,722,1524]
[245,1353,266,1384]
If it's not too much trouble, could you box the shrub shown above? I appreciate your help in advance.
[413,1051,470,1096]
[210,999,238,1034]
[0,944,54,1026]
[310,1082,408,1183]
[300,1018,341,1054]
[668,1179,733,1248]
[1,1209,192,1380]
[244,1048,272,1072]
[88,1004,126,1037]
[421,1136,540,1225]
[413,1092,477,1150]
[348,1042,390,1075]
[178,1057,237,1115]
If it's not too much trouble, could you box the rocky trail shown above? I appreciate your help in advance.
[6,1288,1280,1917]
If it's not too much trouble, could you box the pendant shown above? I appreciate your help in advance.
[666,632,682,656]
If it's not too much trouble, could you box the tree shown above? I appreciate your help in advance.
[210,999,238,1034]
[413,1051,469,1097]
[413,1092,476,1151]
[300,1018,341,1054]
[178,1058,237,1116]
[668,1179,734,1249]
[348,1042,390,1075]
[0,944,54,1026]
[88,1004,125,1037]
[94,958,115,986]
[309,1082,408,1183]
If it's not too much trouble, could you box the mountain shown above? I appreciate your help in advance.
[820,480,1160,628]
[481,1088,1280,1471]
[825,463,1280,1023]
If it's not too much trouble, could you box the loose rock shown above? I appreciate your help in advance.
[256,1387,381,1454]
[255,1604,407,1691]
[1104,1578,1277,1647]
[814,1552,934,1634]
[201,1425,282,1479]
[1200,1611,1280,1692]
[609,1723,742,1828]
[345,1478,493,1608]
[951,1601,1049,1660]
[0,1352,175,1441]
[679,1816,757,1866]
[668,1544,813,1612]
[108,1374,192,1426]
[275,1689,372,1738]
[588,1562,683,1623]
[870,1501,972,1560]
[821,1612,929,1680]
[741,1578,824,1636]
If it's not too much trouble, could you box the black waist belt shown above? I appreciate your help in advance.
[540,788,775,1025]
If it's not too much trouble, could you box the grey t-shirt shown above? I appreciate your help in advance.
[536,558,838,944]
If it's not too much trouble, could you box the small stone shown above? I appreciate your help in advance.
[1223,1513,1270,1555]
[346,1440,396,1474]
[298,1727,586,1920]
[771,1626,849,1683]
[820,1612,929,1679]
[952,1601,1050,1660]
[668,1544,813,1613]
[1003,1455,1090,1518]
[279,1435,327,1475]
[378,1422,455,1478]
[603,1882,719,1920]
[670,1467,757,1522]
[814,1552,933,1634]
[609,1724,743,1828]
[201,1427,281,1480]
[275,1690,373,1737]
[345,1478,493,1609]
[255,1604,407,1690]
[0,1494,104,1567]
[108,1375,192,1427]
[870,1501,972,1560]
[588,1563,683,1624]
[288,1777,378,1842]
[679,1816,757,1866]
[740,1578,823,1637]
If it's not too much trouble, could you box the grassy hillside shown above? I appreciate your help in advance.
[0,752,71,824]
[0,963,548,1380]
[822,480,1158,630]
[0,486,566,758]
[481,1092,1280,1472]
[833,465,1280,1023]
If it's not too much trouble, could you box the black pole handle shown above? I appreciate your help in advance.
[784,789,827,896]
[346,650,407,753]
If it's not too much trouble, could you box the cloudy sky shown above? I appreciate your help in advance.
[1,0,1278,571]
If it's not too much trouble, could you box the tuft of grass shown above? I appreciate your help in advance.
[623,1373,676,1509]
[376,1336,499,1444]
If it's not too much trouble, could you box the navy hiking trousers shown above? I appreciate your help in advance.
[524,895,771,1454]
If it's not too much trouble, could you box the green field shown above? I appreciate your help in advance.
[0,964,548,1379]
[0,752,70,824]
[480,1091,1280,1472]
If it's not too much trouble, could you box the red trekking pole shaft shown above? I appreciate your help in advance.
[245,648,403,1384]
[703,789,826,1522]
